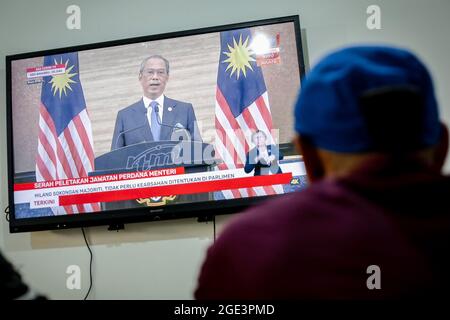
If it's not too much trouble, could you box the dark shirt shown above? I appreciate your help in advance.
[195,156,450,299]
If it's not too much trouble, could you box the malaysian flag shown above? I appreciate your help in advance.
[36,52,100,214]
[214,28,284,199]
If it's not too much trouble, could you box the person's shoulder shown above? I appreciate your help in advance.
[117,100,143,114]
[165,96,192,109]
[215,179,368,246]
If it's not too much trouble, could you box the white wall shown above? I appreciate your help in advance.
[1,0,449,299]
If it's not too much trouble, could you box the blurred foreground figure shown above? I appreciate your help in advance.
[1,251,45,299]
[195,46,450,299]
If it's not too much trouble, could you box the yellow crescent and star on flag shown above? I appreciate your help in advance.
[222,34,256,79]
[49,58,77,98]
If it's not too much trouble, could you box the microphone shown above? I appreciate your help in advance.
[154,106,190,140]
[114,110,148,149]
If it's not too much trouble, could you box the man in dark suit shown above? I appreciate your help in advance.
[111,55,201,150]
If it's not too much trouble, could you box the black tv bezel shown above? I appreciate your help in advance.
[6,15,306,233]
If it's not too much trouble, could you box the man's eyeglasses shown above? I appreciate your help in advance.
[142,69,167,77]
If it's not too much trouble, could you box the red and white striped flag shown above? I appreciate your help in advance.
[36,52,100,214]
[214,29,284,199]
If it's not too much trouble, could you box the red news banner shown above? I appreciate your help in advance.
[14,167,292,209]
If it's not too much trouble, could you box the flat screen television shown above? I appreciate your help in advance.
[6,15,307,233]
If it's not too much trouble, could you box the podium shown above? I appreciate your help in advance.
[92,141,217,210]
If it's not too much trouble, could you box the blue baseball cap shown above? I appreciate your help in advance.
[294,45,441,152]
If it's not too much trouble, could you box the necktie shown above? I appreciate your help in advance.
[150,101,161,141]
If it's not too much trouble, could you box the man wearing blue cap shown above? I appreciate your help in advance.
[195,46,450,299]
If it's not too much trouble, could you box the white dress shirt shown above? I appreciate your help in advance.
[143,94,164,128]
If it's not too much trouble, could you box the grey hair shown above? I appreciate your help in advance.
[139,55,170,75]
[251,130,267,142]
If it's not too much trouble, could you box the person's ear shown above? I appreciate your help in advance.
[294,135,325,183]
[432,123,449,172]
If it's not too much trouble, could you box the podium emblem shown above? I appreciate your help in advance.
[136,195,177,207]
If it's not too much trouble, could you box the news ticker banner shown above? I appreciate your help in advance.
[14,162,306,209]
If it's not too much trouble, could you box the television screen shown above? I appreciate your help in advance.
[6,15,307,232]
